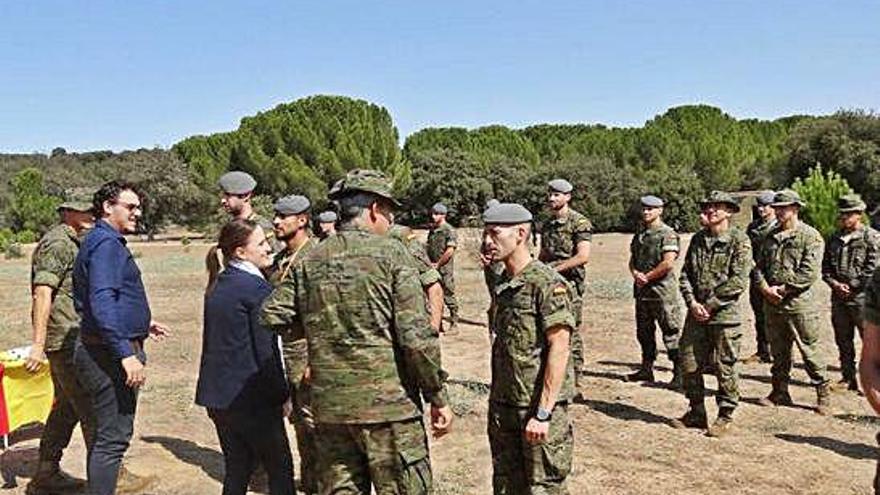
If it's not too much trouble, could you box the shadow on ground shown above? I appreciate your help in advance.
[775,433,876,461]
[579,398,670,426]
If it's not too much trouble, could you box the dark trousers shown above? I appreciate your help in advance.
[73,340,142,495]
[39,347,97,463]
[831,302,865,381]
[749,284,770,355]
[209,407,295,495]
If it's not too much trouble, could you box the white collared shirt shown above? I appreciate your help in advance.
[228,259,265,280]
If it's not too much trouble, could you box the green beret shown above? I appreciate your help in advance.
[640,195,664,207]
[317,211,338,223]
[273,195,311,215]
[548,179,573,194]
[483,203,533,225]
[431,203,448,215]
[218,171,257,195]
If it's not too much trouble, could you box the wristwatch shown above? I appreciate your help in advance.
[535,406,553,422]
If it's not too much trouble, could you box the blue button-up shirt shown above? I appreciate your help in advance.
[73,219,151,359]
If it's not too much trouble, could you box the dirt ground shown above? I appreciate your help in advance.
[0,231,877,494]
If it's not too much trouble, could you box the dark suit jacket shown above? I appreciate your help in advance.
[196,266,289,411]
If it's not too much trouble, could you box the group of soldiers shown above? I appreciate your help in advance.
[22,163,880,494]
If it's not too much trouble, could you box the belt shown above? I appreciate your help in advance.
[80,333,144,352]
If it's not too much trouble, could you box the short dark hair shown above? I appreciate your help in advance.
[92,180,141,217]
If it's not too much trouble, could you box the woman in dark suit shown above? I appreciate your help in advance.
[196,219,294,495]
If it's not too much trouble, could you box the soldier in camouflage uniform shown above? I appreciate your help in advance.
[672,191,752,438]
[389,224,444,332]
[754,189,831,415]
[744,191,777,364]
[483,202,576,495]
[857,266,880,493]
[267,195,317,494]
[260,169,452,495]
[218,171,280,251]
[316,210,338,240]
[822,194,880,392]
[427,203,459,334]
[627,195,683,386]
[539,179,590,385]
[25,198,94,494]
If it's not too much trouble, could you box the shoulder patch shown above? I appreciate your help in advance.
[553,283,569,296]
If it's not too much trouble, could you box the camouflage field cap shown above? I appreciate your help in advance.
[548,179,574,194]
[273,195,311,215]
[771,189,806,208]
[328,169,400,206]
[700,191,741,212]
[431,203,448,215]
[317,210,338,223]
[838,193,867,213]
[218,171,257,195]
[756,190,776,206]
[640,195,664,208]
[57,197,93,213]
[483,203,533,225]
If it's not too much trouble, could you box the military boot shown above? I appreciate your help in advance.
[706,408,734,438]
[758,380,794,407]
[117,466,159,494]
[667,350,682,390]
[26,461,86,494]
[815,383,833,416]
[670,404,708,430]
[626,360,655,383]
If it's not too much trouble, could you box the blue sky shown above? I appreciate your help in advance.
[0,1,877,152]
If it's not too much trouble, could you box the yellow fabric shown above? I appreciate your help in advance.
[0,349,54,433]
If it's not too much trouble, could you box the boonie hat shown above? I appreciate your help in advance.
[483,203,533,225]
[700,191,741,213]
[771,189,806,208]
[328,169,399,206]
[838,193,867,213]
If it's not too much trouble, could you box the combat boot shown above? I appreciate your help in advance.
[670,404,708,430]
[117,466,158,494]
[706,408,734,438]
[626,360,655,383]
[667,350,682,390]
[26,461,86,494]
[815,383,833,416]
[758,380,794,407]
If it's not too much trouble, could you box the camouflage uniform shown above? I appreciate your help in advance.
[539,209,591,374]
[629,221,682,374]
[822,224,880,384]
[389,225,442,314]
[267,237,317,494]
[746,216,777,359]
[754,221,829,394]
[30,224,97,464]
[488,260,576,495]
[679,227,752,413]
[261,226,448,495]
[427,222,458,325]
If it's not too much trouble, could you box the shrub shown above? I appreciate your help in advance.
[791,165,854,238]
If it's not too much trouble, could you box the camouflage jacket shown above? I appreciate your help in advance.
[31,224,82,352]
[539,208,593,291]
[629,221,680,301]
[679,227,753,325]
[259,226,448,424]
[747,217,777,264]
[426,222,456,275]
[754,221,825,313]
[266,237,315,382]
[490,260,576,407]
[822,225,880,306]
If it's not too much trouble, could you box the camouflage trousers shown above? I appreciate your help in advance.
[831,302,865,381]
[488,402,573,495]
[282,339,318,494]
[765,308,829,388]
[634,298,681,364]
[39,347,96,463]
[679,319,742,411]
[440,270,458,323]
[314,417,432,495]
[568,281,585,373]
[749,283,770,355]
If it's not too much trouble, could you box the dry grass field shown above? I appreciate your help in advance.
[0,231,877,494]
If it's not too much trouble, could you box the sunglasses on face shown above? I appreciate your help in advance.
[114,201,142,213]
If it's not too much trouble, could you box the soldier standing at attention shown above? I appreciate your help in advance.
[25,197,94,494]
[260,169,452,494]
[427,203,459,334]
[539,179,590,385]
[673,192,752,437]
[217,171,279,251]
[267,195,318,495]
[483,202,576,494]
[744,191,777,364]
[822,194,880,392]
[316,210,337,240]
[627,195,683,387]
[755,189,831,415]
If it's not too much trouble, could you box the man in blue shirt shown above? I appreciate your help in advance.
[72,180,169,495]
